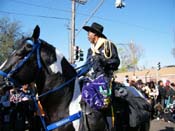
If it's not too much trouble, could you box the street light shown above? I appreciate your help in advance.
[115,0,125,8]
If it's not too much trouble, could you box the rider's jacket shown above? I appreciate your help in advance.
[86,37,120,80]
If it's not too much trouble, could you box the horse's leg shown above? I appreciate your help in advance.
[69,78,82,131]
[114,97,131,131]
[139,121,150,131]
[80,101,108,131]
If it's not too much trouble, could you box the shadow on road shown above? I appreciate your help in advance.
[160,127,175,131]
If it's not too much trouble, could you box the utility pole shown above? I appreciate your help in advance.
[70,0,76,64]
[70,0,87,64]
[70,0,121,63]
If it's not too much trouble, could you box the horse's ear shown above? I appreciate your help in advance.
[32,25,40,40]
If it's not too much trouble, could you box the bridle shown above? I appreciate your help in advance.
[0,39,42,87]
[0,37,93,130]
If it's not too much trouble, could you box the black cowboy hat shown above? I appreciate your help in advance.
[83,22,107,38]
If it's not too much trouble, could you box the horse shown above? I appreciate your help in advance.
[0,25,151,131]
[0,25,81,131]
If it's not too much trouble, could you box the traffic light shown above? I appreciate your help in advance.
[157,62,161,70]
[79,49,84,61]
[73,46,79,60]
[73,46,84,62]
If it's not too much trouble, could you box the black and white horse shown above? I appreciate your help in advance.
[0,25,82,131]
[0,26,151,131]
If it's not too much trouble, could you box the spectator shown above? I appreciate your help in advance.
[171,83,175,90]
[149,81,159,101]
[124,75,130,86]
[142,82,151,99]
[165,80,175,105]
[157,80,166,108]
[148,81,158,119]
[129,80,137,88]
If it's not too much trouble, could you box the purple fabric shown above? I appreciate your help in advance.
[82,75,109,110]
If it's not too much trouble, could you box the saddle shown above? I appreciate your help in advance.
[113,84,152,127]
[80,81,151,130]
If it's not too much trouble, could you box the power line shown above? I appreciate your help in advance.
[11,0,71,13]
[3,0,170,35]
[76,0,105,37]
[9,0,102,20]
[0,10,70,21]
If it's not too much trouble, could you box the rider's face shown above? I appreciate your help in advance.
[87,31,96,44]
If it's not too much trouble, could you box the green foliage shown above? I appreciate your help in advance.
[0,17,23,64]
[118,42,143,73]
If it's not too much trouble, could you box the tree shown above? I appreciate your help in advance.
[117,47,131,72]
[172,31,175,59]
[172,48,175,59]
[0,17,23,64]
[118,41,143,73]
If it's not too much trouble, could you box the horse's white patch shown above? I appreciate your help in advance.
[49,49,64,74]
[0,60,7,70]
[69,78,81,131]
[11,50,16,55]
[0,50,16,70]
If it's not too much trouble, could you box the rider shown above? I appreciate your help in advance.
[80,22,120,130]
[83,22,120,81]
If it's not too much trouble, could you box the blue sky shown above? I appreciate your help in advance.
[0,0,174,68]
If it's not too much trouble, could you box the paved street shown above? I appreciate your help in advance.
[150,119,175,131]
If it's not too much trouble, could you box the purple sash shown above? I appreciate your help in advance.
[82,75,111,110]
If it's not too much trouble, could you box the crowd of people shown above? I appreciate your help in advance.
[0,77,175,130]
[120,75,175,123]
[0,84,43,131]
[0,73,174,130]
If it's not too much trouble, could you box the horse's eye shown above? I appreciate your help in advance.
[26,44,33,49]
[16,44,32,56]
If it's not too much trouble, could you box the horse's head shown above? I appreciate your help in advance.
[0,26,41,92]
[0,25,80,130]
[0,25,76,94]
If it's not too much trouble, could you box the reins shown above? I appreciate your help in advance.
[32,62,91,131]
[38,62,92,98]
[0,39,42,86]
[0,39,93,130]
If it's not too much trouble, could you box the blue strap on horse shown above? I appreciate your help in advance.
[32,95,49,131]
[47,112,82,130]
[0,39,92,130]
[0,40,42,85]
[76,62,92,77]
[34,63,91,131]
[0,70,16,85]
[8,40,42,77]
[0,70,8,77]
[38,61,93,98]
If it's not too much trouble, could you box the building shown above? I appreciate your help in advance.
[116,67,175,83]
